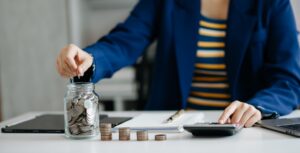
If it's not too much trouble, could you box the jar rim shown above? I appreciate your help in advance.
[67,82,94,91]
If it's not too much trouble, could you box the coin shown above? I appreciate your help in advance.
[100,128,111,134]
[119,127,130,141]
[69,124,79,135]
[155,134,167,141]
[136,130,148,141]
[79,125,93,133]
[101,133,112,141]
[100,123,112,141]
[100,123,112,128]
[119,127,130,133]
[84,100,93,109]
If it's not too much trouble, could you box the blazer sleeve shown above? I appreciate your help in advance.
[248,0,300,117]
[83,0,160,83]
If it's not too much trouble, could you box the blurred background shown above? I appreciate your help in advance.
[0,0,299,121]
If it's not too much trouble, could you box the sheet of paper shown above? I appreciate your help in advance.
[115,111,204,132]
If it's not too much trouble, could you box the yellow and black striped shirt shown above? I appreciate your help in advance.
[187,15,231,110]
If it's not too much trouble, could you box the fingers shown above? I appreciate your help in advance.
[60,54,74,76]
[62,44,79,76]
[244,111,262,128]
[239,106,257,126]
[64,60,77,76]
[218,101,240,124]
[231,103,250,124]
[57,57,71,78]
[56,44,91,78]
[78,58,93,76]
[218,101,262,128]
[64,44,79,71]
[77,52,93,76]
[225,118,231,124]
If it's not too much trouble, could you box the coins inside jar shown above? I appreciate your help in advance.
[66,92,99,136]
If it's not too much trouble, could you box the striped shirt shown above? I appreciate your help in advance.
[186,15,231,110]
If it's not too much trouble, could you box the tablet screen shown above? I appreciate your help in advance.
[1,114,131,133]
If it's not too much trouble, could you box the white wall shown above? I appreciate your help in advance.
[0,0,299,120]
[0,0,69,119]
[0,0,139,119]
[291,0,300,31]
[79,0,138,48]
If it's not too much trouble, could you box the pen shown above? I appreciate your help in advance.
[164,109,185,123]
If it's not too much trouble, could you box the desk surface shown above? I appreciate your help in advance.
[0,111,300,153]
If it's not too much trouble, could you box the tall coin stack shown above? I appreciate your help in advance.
[100,123,112,141]
[119,127,131,141]
[136,130,148,141]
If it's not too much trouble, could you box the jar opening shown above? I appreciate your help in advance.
[67,82,94,92]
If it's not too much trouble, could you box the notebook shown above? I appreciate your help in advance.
[115,111,204,132]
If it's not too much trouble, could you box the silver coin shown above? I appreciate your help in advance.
[69,124,80,135]
[84,100,93,109]
[72,105,84,117]
[79,125,93,133]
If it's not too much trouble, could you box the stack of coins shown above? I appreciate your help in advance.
[155,134,167,141]
[100,123,112,141]
[136,130,148,141]
[119,127,131,141]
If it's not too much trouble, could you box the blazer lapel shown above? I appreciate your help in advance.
[173,0,199,108]
[225,0,257,99]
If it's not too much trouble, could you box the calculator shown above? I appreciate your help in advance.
[183,122,242,136]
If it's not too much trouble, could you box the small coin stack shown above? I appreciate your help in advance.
[100,123,112,141]
[155,134,167,141]
[136,130,148,141]
[119,127,131,141]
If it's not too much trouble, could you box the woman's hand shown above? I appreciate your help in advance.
[56,44,93,78]
[218,101,262,127]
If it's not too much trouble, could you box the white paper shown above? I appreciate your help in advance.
[115,111,204,132]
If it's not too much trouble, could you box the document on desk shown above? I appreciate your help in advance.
[115,111,204,133]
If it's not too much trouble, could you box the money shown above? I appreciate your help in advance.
[66,92,99,136]
[100,123,112,141]
[119,127,131,141]
[155,134,167,141]
[101,134,112,141]
[136,130,148,141]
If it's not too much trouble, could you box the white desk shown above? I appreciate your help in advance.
[0,111,300,153]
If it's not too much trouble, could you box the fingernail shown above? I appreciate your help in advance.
[219,120,224,124]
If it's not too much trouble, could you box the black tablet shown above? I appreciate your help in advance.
[1,114,131,133]
[184,122,242,136]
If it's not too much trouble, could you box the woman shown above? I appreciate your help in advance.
[56,0,300,127]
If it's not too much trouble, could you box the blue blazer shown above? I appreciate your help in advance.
[85,0,300,116]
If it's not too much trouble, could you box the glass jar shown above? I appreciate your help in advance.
[64,82,100,139]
